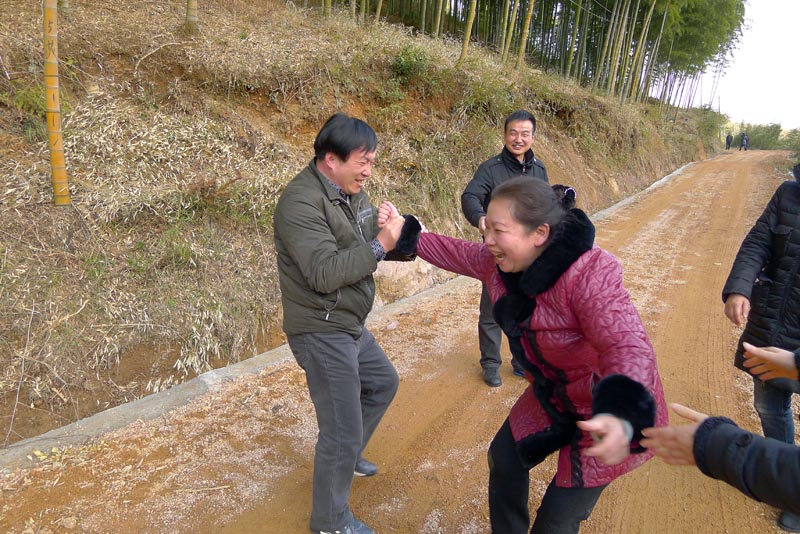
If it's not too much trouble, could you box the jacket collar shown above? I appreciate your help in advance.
[500,146,536,174]
[500,209,596,298]
[309,158,354,204]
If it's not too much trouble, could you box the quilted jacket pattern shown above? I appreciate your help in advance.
[417,227,667,488]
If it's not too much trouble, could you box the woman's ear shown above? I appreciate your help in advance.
[533,223,550,246]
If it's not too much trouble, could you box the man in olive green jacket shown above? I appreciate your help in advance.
[273,113,415,534]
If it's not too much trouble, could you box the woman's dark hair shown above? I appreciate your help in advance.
[491,177,567,235]
[314,113,378,161]
[504,110,536,134]
[551,184,577,209]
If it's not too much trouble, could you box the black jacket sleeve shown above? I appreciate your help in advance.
[461,163,494,229]
[694,416,800,514]
[721,185,785,302]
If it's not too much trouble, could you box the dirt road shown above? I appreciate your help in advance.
[1,150,794,534]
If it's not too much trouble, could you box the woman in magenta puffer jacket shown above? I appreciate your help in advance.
[381,177,667,533]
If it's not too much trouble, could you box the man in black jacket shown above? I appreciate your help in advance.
[721,162,800,531]
[461,110,549,387]
[642,343,800,522]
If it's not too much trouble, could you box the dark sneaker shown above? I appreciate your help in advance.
[511,362,525,378]
[315,517,375,534]
[779,511,800,532]
[482,367,502,387]
[354,457,378,477]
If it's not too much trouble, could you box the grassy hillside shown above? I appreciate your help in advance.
[0,0,719,443]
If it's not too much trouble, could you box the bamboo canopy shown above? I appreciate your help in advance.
[43,0,70,205]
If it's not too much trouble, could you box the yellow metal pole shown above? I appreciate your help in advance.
[44,0,70,205]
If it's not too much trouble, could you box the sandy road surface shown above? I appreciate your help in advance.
[1,150,795,534]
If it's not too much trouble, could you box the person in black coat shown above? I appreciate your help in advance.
[641,343,800,525]
[726,133,733,150]
[460,110,549,387]
[721,162,800,531]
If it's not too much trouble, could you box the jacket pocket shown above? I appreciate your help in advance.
[771,224,793,258]
[320,289,341,320]
[750,273,772,313]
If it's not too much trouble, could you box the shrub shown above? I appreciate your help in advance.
[392,45,430,82]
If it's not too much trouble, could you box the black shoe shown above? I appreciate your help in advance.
[482,367,502,387]
[314,517,375,534]
[511,362,525,378]
[779,511,800,532]
[354,457,378,477]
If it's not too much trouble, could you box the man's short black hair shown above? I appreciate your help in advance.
[504,110,537,134]
[314,113,378,161]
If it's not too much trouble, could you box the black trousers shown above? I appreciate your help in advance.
[488,419,607,534]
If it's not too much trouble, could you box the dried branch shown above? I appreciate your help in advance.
[4,302,35,448]
[134,41,189,76]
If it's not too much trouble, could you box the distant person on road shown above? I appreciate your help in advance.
[721,162,800,532]
[739,132,750,151]
[725,133,733,150]
[381,178,667,534]
[641,342,800,518]
[461,110,549,388]
[273,113,420,534]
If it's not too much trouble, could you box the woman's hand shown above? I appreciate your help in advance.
[742,342,799,381]
[377,201,401,228]
[640,403,707,466]
[577,415,630,466]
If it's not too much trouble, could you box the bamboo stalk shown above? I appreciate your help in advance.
[43,0,70,205]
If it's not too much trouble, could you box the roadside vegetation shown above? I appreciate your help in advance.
[0,0,763,445]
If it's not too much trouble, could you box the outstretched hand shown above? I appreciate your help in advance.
[640,403,708,466]
[742,342,799,381]
[577,415,630,466]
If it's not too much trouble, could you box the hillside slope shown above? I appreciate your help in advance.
[0,0,713,444]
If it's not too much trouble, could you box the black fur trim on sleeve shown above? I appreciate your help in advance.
[693,416,738,479]
[592,374,656,452]
[384,215,422,261]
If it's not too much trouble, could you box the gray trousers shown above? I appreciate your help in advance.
[288,328,399,532]
[479,283,503,369]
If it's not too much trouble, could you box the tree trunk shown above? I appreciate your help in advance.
[617,0,640,99]
[374,0,384,25]
[435,0,446,37]
[574,0,590,83]
[607,0,631,96]
[456,0,479,67]
[593,0,619,91]
[514,0,536,70]
[43,0,70,205]
[639,6,668,103]
[624,0,656,103]
[565,0,582,79]
[420,0,427,33]
[351,0,357,21]
[501,0,519,64]
[185,0,198,31]
[498,0,511,53]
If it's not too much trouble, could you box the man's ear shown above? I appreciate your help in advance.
[321,152,339,172]
[533,223,550,246]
